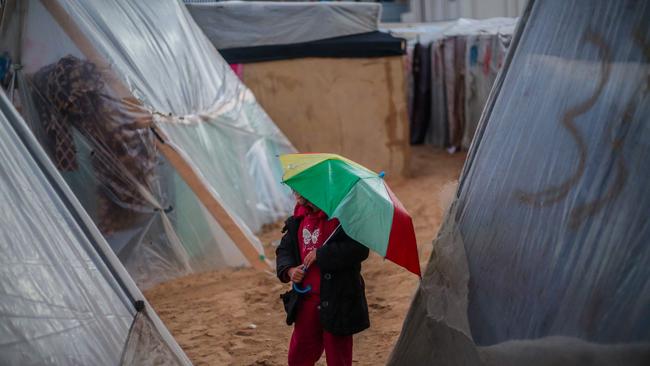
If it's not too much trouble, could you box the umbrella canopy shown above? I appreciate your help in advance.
[280,153,421,276]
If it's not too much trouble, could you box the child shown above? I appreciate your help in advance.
[276,192,370,366]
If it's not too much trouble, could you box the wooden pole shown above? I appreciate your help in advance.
[39,0,269,270]
[152,126,268,270]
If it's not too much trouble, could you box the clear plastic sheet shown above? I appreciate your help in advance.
[0,93,124,364]
[185,1,380,49]
[0,91,189,365]
[382,22,455,46]
[390,0,650,364]
[443,17,517,37]
[120,311,184,366]
[460,0,650,345]
[384,18,516,48]
[7,0,294,288]
[154,96,294,233]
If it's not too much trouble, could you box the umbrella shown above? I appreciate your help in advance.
[280,153,421,277]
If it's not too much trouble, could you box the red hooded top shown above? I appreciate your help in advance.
[294,203,340,295]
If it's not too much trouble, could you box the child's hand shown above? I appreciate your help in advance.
[288,266,305,283]
[303,250,317,269]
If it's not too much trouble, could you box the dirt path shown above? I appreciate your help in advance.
[145,147,466,365]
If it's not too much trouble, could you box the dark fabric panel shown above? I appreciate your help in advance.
[409,43,432,145]
[219,31,406,64]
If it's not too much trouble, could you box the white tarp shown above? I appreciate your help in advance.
[382,17,516,45]
[185,1,380,49]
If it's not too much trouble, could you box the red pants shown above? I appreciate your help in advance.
[288,295,353,366]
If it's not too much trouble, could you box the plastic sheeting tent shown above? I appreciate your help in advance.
[0,91,190,365]
[389,0,650,365]
[1,0,295,288]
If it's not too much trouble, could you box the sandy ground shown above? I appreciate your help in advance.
[145,147,466,365]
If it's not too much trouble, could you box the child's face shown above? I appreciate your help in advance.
[294,192,321,212]
[294,191,307,206]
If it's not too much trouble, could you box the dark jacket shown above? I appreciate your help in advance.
[276,215,370,336]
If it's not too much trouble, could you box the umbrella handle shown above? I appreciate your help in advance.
[291,264,311,293]
[292,283,312,294]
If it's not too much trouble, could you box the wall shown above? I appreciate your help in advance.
[242,56,411,178]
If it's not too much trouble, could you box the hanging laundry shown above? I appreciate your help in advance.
[409,42,432,144]
[425,39,449,148]
[444,36,467,151]
[390,17,516,152]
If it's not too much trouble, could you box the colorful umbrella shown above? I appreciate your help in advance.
[280,153,421,277]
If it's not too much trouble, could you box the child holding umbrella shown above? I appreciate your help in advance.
[276,191,370,366]
[276,153,420,366]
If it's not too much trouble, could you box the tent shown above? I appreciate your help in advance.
[1,0,295,288]
[186,1,411,177]
[389,0,650,364]
[0,90,190,365]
